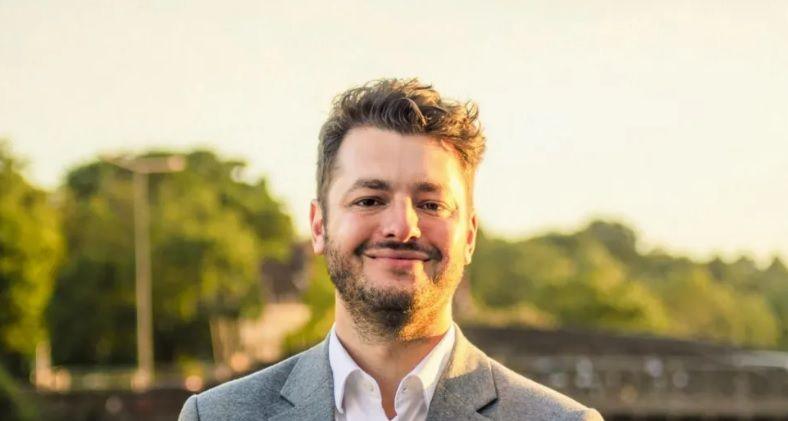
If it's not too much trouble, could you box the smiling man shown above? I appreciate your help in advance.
[179,79,603,420]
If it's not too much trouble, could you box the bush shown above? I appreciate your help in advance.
[0,364,38,421]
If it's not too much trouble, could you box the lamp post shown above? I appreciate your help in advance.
[103,154,186,390]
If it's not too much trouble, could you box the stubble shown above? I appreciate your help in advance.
[324,236,462,343]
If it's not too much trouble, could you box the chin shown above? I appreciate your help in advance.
[364,268,424,288]
[366,278,418,296]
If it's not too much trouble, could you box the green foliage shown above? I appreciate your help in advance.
[0,363,38,421]
[283,256,335,354]
[707,256,761,291]
[647,263,778,346]
[48,150,294,365]
[469,220,784,349]
[538,236,670,333]
[48,163,137,364]
[760,258,788,348]
[4,136,784,372]
[470,225,669,334]
[0,142,63,374]
[584,221,640,265]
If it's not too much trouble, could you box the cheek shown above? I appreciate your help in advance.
[330,212,378,252]
[422,219,463,257]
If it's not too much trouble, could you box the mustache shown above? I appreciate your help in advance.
[355,240,442,261]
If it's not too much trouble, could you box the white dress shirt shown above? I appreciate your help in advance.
[328,324,456,421]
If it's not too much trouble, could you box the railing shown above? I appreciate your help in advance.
[496,353,788,418]
[35,364,234,393]
[38,353,788,419]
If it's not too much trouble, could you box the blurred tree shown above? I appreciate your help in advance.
[707,256,761,291]
[468,220,781,349]
[583,220,641,265]
[760,258,788,347]
[0,364,37,421]
[649,263,778,347]
[469,224,669,334]
[0,142,63,376]
[283,256,335,354]
[48,161,137,365]
[538,235,669,333]
[151,151,293,365]
[468,230,553,309]
[48,150,294,366]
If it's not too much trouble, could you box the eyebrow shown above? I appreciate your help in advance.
[347,178,445,194]
[349,178,391,192]
[413,181,444,194]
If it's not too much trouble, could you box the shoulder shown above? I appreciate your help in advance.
[177,352,302,421]
[448,327,603,420]
[487,357,603,420]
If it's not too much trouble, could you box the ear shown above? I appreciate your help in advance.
[465,211,478,265]
[310,199,326,255]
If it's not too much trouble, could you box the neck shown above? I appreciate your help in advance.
[334,295,453,418]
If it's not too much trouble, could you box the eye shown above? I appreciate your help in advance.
[353,197,384,207]
[419,201,448,213]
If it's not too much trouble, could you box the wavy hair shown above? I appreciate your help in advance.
[316,78,486,210]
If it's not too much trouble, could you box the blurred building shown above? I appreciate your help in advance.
[238,242,313,364]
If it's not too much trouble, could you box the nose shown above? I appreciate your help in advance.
[380,197,421,242]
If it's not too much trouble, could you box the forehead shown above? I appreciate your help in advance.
[330,126,467,197]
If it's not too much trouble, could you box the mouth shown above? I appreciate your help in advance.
[362,253,428,274]
[363,250,431,261]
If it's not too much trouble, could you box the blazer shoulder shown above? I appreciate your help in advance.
[178,352,302,421]
[488,358,603,420]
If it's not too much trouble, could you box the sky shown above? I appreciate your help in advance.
[2,0,787,264]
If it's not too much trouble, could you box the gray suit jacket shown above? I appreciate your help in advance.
[178,327,603,420]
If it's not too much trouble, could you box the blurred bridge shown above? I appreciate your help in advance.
[37,325,788,420]
[464,325,788,420]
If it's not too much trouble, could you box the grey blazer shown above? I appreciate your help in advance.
[178,327,603,420]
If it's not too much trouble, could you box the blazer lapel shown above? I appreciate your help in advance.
[268,326,497,421]
[427,326,497,421]
[270,338,335,421]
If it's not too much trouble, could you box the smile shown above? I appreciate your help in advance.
[362,250,430,261]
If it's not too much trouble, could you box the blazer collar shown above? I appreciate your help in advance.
[427,326,498,420]
[271,325,497,421]
[270,339,335,421]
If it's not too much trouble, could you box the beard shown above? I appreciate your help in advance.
[324,234,464,342]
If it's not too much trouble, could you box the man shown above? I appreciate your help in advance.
[179,79,603,420]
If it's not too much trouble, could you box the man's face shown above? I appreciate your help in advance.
[309,126,478,338]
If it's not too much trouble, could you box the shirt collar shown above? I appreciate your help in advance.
[407,324,456,406]
[328,324,457,414]
[328,326,363,414]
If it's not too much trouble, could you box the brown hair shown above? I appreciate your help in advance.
[316,78,486,210]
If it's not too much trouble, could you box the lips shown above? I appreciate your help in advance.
[363,249,430,261]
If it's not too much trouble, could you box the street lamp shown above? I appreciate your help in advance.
[102,154,186,390]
